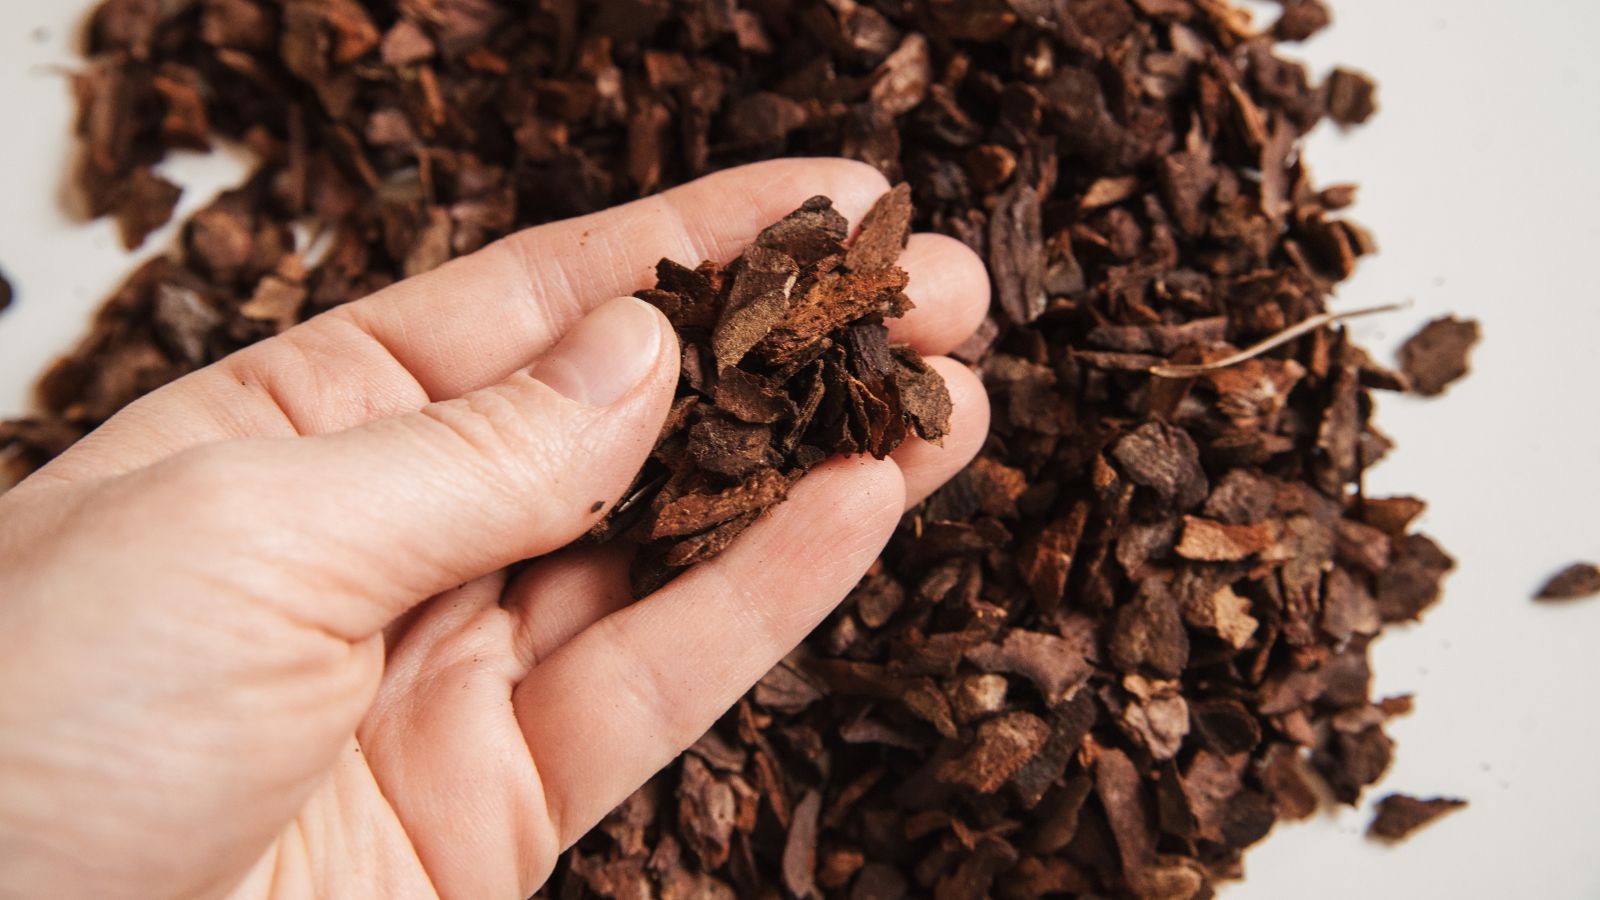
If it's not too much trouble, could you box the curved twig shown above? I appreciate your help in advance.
[1148,301,1409,378]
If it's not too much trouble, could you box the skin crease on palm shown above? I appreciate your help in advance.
[0,159,994,900]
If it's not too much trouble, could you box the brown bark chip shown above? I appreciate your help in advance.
[782,789,822,898]
[1367,794,1467,842]
[1535,563,1600,601]
[1326,67,1379,125]
[3,2,1474,896]
[1397,316,1481,396]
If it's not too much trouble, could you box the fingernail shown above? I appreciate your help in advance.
[531,297,664,407]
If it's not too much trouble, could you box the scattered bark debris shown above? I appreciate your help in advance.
[1367,794,1467,842]
[1535,563,1600,602]
[2,1,1469,896]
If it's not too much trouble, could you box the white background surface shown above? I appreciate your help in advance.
[2,2,1598,897]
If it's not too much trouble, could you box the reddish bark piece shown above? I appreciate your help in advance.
[1360,496,1428,536]
[677,755,738,870]
[1195,584,1260,649]
[1094,744,1159,894]
[964,629,1092,705]
[889,347,951,443]
[1535,563,1600,601]
[711,246,798,369]
[1326,67,1379,125]
[846,183,913,274]
[1314,726,1395,805]
[1175,516,1275,562]
[1260,744,1320,820]
[990,180,1046,324]
[754,195,848,267]
[723,91,809,146]
[1109,578,1190,679]
[651,469,794,539]
[712,367,792,425]
[756,266,912,366]
[782,789,821,898]
[1397,316,1480,396]
[936,711,1051,793]
[1120,687,1189,761]
[380,19,435,66]
[88,0,160,57]
[1112,422,1209,510]
[1274,0,1333,41]
[114,168,183,251]
[1367,794,1467,842]
[1376,534,1455,622]
[869,33,930,117]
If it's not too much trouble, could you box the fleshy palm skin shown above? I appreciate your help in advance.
[0,160,991,899]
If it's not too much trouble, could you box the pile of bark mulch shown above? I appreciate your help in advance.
[0,1,1470,897]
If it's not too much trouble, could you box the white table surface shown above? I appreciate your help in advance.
[3,2,1599,897]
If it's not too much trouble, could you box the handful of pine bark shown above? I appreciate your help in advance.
[592,187,951,595]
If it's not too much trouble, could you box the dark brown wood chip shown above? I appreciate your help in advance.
[651,469,795,539]
[712,246,799,369]
[936,711,1051,793]
[1535,562,1600,601]
[782,789,821,898]
[1112,421,1209,510]
[1326,67,1380,125]
[845,183,913,274]
[755,195,849,267]
[1367,794,1467,842]
[1397,315,1481,396]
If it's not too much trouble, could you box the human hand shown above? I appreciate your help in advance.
[0,159,991,899]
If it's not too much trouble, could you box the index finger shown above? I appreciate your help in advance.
[36,160,899,484]
[347,158,901,400]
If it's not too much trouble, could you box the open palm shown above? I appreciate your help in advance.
[0,159,990,899]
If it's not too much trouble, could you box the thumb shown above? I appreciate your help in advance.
[134,296,678,640]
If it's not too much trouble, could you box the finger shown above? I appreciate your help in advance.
[512,456,905,847]
[502,544,635,675]
[111,297,677,641]
[337,158,894,400]
[892,357,991,506]
[887,234,992,356]
[39,159,895,485]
